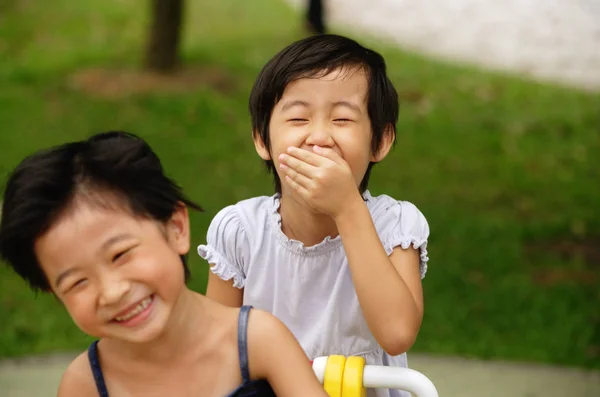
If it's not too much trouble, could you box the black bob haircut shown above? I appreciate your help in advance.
[0,131,202,292]
[249,34,399,193]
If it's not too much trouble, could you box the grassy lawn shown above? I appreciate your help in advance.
[1,0,598,369]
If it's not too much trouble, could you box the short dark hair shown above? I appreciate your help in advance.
[0,131,203,292]
[249,34,399,193]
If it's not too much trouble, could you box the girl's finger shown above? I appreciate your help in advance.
[286,147,326,167]
[279,153,317,178]
[284,174,310,198]
[280,163,312,189]
[312,145,343,164]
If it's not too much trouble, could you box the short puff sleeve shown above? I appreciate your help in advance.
[377,200,430,279]
[197,205,249,289]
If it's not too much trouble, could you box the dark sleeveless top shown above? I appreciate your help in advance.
[87,305,277,396]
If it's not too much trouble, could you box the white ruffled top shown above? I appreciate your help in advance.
[198,191,430,397]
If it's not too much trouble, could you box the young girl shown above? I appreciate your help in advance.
[198,34,430,397]
[0,131,327,397]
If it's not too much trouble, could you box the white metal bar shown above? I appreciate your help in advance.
[312,356,328,384]
[363,365,438,397]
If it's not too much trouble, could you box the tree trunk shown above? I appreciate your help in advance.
[306,0,326,34]
[144,0,184,73]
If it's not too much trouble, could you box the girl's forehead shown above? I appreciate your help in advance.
[36,202,140,260]
[290,67,367,89]
[278,70,368,108]
[53,197,135,233]
[299,64,366,80]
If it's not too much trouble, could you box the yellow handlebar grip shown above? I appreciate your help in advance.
[342,356,366,397]
[323,355,346,397]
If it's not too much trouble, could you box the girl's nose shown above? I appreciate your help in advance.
[98,274,131,307]
[306,124,334,147]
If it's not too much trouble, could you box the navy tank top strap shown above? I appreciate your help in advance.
[87,340,109,397]
[237,305,253,383]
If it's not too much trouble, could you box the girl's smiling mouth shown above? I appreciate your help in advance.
[112,294,155,326]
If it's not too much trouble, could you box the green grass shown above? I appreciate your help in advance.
[1,0,599,369]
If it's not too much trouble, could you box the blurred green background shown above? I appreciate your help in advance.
[0,0,598,370]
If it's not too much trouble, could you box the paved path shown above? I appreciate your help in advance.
[287,0,600,91]
[1,352,598,396]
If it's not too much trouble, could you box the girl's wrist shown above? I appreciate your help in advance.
[332,192,368,226]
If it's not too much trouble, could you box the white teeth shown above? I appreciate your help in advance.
[115,296,152,322]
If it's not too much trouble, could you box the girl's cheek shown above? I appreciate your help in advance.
[65,292,97,329]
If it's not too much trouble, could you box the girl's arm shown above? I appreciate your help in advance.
[205,270,243,307]
[279,145,424,356]
[334,198,424,356]
[248,309,328,397]
[199,205,248,308]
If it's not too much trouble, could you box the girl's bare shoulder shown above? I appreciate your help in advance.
[57,351,98,397]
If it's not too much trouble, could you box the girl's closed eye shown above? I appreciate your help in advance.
[333,118,353,123]
[65,278,88,294]
[111,245,137,263]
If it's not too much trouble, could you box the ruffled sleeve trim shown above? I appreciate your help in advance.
[384,236,429,279]
[197,244,245,289]
[369,197,430,280]
[196,204,248,289]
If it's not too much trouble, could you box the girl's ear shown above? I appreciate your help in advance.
[167,203,190,255]
[253,131,271,161]
[371,124,395,162]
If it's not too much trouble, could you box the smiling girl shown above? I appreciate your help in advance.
[0,131,326,397]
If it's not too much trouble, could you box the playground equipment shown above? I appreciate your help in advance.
[312,355,439,397]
